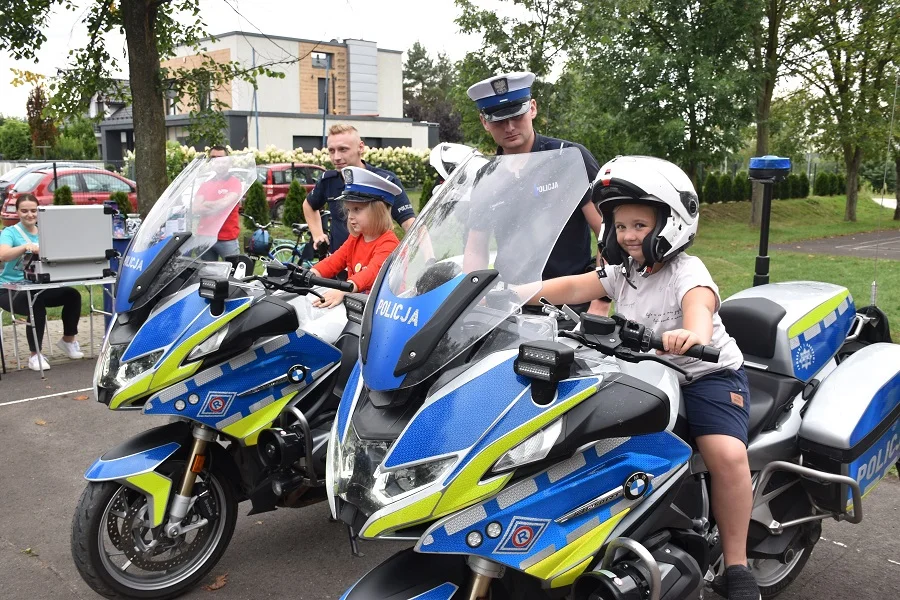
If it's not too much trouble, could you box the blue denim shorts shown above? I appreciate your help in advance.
[681,367,751,446]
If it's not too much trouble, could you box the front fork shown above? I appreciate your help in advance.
[164,424,216,538]
[465,556,505,600]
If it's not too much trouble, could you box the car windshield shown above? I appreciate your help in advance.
[13,172,46,192]
[0,166,27,182]
[114,152,258,313]
[360,147,591,391]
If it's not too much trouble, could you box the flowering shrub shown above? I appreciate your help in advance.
[125,143,431,188]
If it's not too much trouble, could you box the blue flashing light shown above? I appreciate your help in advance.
[749,155,791,171]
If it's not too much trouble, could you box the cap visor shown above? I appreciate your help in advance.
[482,100,531,122]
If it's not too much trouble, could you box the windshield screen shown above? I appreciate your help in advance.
[361,147,590,391]
[115,152,258,313]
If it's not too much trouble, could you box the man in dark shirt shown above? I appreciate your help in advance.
[463,71,609,315]
[303,123,415,252]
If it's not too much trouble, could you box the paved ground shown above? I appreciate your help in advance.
[0,360,897,600]
[773,229,900,261]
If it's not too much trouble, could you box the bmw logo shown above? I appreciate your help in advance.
[287,365,307,384]
[623,472,651,500]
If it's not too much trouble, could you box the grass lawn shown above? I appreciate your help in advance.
[692,194,900,326]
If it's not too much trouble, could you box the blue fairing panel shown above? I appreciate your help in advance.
[417,432,692,572]
[143,331,340,429]
[340,548,468,600]
[85,442,181,481]
[337,361,363,442]
[114,239,168,314]
[362,274,463,391]
[791,296,855,380]
[850,371,900,447]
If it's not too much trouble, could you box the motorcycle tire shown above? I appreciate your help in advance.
[751,542,815,599]
[71,460,238,600]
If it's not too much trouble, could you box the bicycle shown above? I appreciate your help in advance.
[242,211,331,269]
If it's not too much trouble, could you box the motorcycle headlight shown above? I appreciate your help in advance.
[333,424,455,517]
[95,341,163,400]
[492,418,563,473]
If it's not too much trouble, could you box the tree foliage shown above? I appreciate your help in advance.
[0,118,32,159]
[403,42,463,143]
[53,184,74,205]
[282,179,307,227]
[787,0,900,220]
[26,85,57,157]
[242,181,269,230]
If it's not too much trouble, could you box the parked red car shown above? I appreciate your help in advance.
[256,163,325,221]
[0,168,138,227]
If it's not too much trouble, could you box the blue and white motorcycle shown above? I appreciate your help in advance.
[328,148,899,599]
[71,152,359,599]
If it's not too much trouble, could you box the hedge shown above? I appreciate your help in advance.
[125,143,432,189]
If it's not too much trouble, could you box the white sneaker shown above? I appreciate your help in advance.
[28,354,51,371]
[56,338,84,359]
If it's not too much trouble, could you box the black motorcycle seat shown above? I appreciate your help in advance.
[745,366,803,441]
[720,297,786,360]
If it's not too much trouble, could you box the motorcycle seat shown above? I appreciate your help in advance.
[720,297,786,360]
[744,366,803,441]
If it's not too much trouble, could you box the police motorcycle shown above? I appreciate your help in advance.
[328,147,899,600]
[71,152,362,599]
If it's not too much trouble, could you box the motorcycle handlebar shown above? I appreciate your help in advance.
[647,332,720,363]
[306,274,354,292]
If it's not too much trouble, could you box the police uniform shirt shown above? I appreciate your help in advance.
[307,162,415,250]
[491,133,600,279]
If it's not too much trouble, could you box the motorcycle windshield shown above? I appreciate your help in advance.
[115,152,258,313]
[361,147,590,391]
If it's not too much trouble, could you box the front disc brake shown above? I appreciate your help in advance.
[119,496,213,571]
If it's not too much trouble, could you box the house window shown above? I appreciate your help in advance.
[318,78,327,112]
[312,52,332,69]
[165,95,179,116]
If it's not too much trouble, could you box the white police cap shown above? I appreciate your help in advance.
[338,166,402,206]
[466,72,536,122]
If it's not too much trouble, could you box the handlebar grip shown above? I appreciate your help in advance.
[649,333,720,363]
[306,274,354,292]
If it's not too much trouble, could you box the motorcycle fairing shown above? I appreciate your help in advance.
[340,549,467,600]
[85,442,181,481]
[143,330,341,442]
[787,290,856,381]
[336,361,364,443]
[415,432,692,584]
[114,238,171,313]
[360,271,464,392]
[355,369,605,538]
[108,292,252,409]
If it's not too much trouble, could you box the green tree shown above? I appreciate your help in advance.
[719,173,734,202]
[2,1,283,217]
[788,0,900,220]
[814,171,830,195]
[419,168,439,211]
[242,181,268,230]
[403,44,463,143]
[703,172,721,203]
[581,0,759,182]
[798,172,810,197]
[734,171,751,201]
[0,118,32,159]
[53,184,74,205]
[786,173,799,198]
[109,190,132,215]
[26,85,57,157]
[282,179,307,227]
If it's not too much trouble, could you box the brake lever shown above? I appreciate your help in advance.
[614,348,693,382]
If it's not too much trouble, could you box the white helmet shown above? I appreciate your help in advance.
[429,143,480,181]
[592,156,700,273]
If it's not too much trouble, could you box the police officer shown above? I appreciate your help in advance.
[464,72,609,316]
[303,123,415,254]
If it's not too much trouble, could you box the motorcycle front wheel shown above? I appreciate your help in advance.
[71,461,237,599]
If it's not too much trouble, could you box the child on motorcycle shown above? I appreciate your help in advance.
[309,166,401,308]
[526,156,759,600]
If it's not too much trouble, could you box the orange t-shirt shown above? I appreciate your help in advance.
[314,230,399,293]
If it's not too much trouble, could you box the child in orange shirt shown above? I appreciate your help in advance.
[310,166,401,307]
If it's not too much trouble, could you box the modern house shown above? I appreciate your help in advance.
[98,32,438,162]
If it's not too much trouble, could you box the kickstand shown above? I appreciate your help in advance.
[347,525,364,557]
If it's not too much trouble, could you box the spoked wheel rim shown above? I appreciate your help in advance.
[749,548,806,587]
[96,472,229,592]
[272,246,298,264]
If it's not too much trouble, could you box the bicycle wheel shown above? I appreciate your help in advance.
[272,244,300,265]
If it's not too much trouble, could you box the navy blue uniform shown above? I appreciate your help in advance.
[306,162,415,250]
[496,133,600,279]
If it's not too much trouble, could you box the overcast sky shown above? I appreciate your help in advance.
[0,0,511,118]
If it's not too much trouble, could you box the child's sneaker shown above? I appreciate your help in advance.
[713,564,761,600]
[28,353,51,371]
[56,338,84,359]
